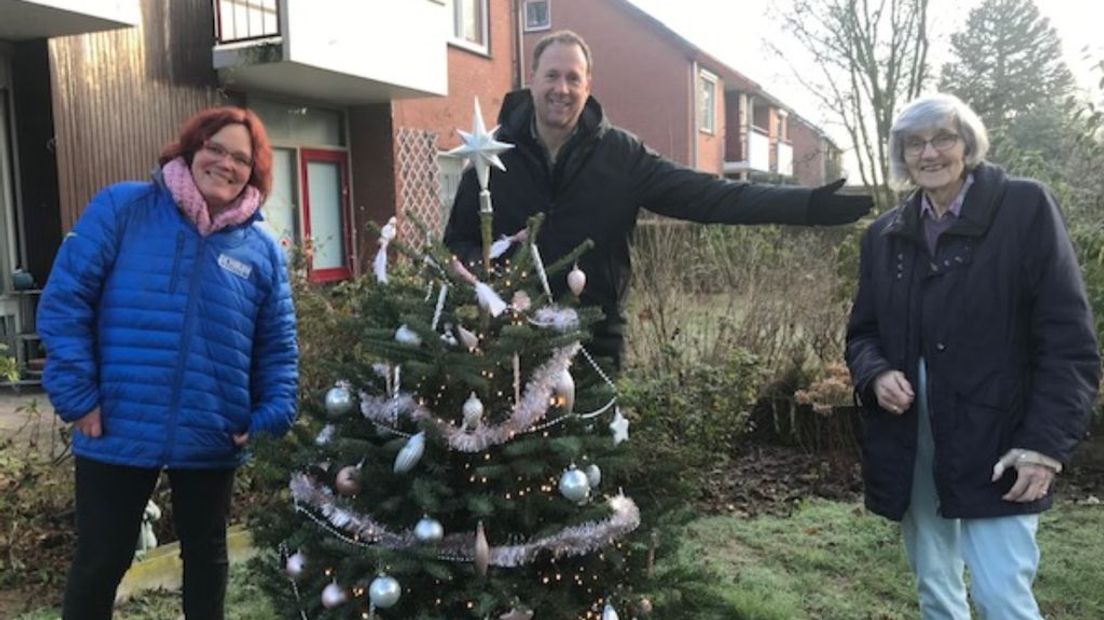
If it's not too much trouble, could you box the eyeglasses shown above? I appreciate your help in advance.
[903,133,960,157]
[201,141,253,169]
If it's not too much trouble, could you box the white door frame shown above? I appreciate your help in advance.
[0,44,21,331]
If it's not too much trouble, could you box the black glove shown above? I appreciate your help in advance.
[807,178,873,225]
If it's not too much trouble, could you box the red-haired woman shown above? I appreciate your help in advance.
[38,107,299,619]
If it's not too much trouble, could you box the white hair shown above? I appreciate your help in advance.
[888,93,989,189]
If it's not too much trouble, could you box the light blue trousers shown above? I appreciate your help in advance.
[901,359,1043,620]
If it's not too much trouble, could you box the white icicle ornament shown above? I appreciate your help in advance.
[567,264,587,296]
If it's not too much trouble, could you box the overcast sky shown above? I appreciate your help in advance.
[625,0,1102,165]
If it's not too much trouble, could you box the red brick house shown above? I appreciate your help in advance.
[0,0,518,381]
[518,0,841,185]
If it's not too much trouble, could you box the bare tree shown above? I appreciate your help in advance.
[771,0,930,210]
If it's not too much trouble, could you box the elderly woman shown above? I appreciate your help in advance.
[846,93,1099,619]
[38,107,298,619]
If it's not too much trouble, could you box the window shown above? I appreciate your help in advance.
[301,150,352,282]
[524,0,550,32]
[438,154,465,234]
[699,71,717,135]
[451,0,489,54]
[254,100,353,282]
[215,0,279,43]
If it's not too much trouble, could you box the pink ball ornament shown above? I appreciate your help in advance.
[334,465,362,496]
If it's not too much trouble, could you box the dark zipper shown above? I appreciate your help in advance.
[168,232,185,294]
[161,235,206,466]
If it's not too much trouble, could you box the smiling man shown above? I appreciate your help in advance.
[444,30,873,369]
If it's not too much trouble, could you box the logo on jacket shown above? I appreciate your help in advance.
[218,253,253,280]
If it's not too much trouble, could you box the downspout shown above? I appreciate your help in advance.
[690,60,698,169]
[513,0,526,89]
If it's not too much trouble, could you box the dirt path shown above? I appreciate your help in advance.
[0,388,66,457]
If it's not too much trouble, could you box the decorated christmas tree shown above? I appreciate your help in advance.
[251,101,669,619]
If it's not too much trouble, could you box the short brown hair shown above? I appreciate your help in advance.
[532,30,592,76]
[159,106,273,199]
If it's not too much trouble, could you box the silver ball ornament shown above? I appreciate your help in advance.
[414,515,444,543]
[321,582,347,609]
[558,465,591,503]
[585,463,602,488]
[324,385,354,418]
[368,574,402,608]
[284,550,306,579]
[334,465,361,496]
[394,324,422,346]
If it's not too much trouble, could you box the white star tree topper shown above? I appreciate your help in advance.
[447,97,514,191]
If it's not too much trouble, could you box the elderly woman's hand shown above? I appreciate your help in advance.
[992,449,1060,502]
[873,370,914,415]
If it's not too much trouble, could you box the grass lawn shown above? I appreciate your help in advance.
[12,565,276,620]
[16,500,1102,619]
[678,499,1104,620]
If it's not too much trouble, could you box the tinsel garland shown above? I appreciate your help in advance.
[289,473,640,566]
[360,343,581,452]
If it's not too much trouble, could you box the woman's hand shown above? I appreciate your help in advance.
[873,370,915,415]
[1001,463,1055,502]
[72,407,103,438]
[232,432,250,447]
[992,449,1060,502]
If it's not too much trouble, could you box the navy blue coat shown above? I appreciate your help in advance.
[38,175,298,469]
[845,163,1099,521]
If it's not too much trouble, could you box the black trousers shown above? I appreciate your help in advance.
[62,456,236,620]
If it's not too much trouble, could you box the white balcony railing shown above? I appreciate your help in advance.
[748,128,770,172]
[1,0,139,40]
[777,141,793,177]
[212,0,448,104]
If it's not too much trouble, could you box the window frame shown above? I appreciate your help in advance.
[449,0,490,55]
[523,0,551,32]
[699,70,717,135]
[299,148,353,283]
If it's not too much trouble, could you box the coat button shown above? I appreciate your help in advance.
[936,342,946,352]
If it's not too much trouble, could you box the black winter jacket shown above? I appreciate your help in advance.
[444,90,818,365]
[845,163,1099,521]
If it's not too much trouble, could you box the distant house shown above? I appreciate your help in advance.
[0,0,517,381]
[518,0,841,185]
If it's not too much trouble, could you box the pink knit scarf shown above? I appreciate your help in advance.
[162,157,261,236]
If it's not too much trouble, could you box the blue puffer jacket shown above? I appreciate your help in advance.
[38,174,298,469]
